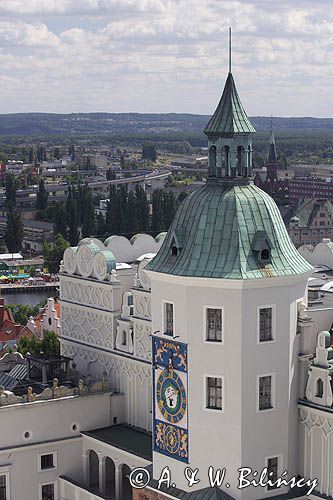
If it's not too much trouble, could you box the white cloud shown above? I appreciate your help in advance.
[0,0,167,16]
[0,0,332,115]
[0,21,59,47]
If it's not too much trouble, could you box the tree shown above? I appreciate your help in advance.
[106,185,122,235]
[135,185,149,232]
[106,168,116,181]
[28,147,34,163]
[5,173,18,208]
[127,190,137,235]
[36,178,48,211]
[96,213,106,238]
[177,191,188,204]
[17,335,42,356]
[151,189,165,233]
[53,202,67,239]
[81,185,95,238]
[36,146,47,163]
[69,144,76,161]
[163,190,177,229]
[67,197,80,246]
[41,331,60,355]
[142,143,157,162]
[54,148,60,160]
[5,299,46,328]
[43,234,70,274]
[5,208,23,252]
[119,185,129,234]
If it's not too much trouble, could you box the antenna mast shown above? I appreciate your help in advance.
[229,27,232,74]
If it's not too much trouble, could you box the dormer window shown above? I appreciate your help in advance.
[171,245,178,256]
[170,226,185,258]
[252,230,272,265]
[260,248,270,262]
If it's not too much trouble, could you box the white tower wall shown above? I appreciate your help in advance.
[149,272,309,499]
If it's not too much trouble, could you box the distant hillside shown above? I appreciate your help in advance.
[0,113,332,136]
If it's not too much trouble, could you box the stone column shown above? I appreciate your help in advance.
[98,454,106,495]
[230,148,237,178]
[216,144,222,178]
[83,452,88,486]
[42,365,47,384]
[115,464,122,500]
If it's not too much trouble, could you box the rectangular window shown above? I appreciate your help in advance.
[259,307,273,342]
[41,483,54,500]
[164,302,174,336]
[206,308,222,342]
[259,375,273,410]
[267,457,279,490]
[206,377,222,410]
[40,454,54,470]
[0,475,7,500]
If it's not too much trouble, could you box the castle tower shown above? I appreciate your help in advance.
[146,31,313,500]
[204,29,255,180]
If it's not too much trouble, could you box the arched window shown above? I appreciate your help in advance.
[209,146,217,176]
[89,450,100,491]
[171,245,178,256]
[237,146,244,176]
[316,378,324,398]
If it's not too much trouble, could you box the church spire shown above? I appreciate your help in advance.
[268,119,277,164]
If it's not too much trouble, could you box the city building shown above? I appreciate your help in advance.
[288,198,333,247]
[289,177,333,204]
[1,41,333,500]
[0,217,54,254]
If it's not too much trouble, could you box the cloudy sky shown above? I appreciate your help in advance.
[0,0,332,116]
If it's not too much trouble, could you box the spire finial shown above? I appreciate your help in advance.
[229,27,232,74]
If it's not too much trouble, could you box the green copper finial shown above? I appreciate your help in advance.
[229,27,232,74]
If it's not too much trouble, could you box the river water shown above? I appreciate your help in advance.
[2,291,56,306]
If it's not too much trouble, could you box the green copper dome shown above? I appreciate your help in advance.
[147,180,313,279]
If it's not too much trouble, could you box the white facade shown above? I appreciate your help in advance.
[148,270,312,500]
[60,240,153,432]
[0,390,120,500]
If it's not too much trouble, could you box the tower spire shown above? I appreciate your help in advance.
[229,26,232,74]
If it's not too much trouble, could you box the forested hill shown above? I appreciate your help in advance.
[0,113,332,136]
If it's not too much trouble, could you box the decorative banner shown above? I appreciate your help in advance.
[153,337,189,463]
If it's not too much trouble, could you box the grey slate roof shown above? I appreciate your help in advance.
[0,372,18,391]
[295,198,333,227]
[147,179,313,279]
[8,363,27,380]
[204,73,255,136]
[82,424,152,461]
[144,465,235,500]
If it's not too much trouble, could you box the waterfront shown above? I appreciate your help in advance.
[2,290,56,306]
